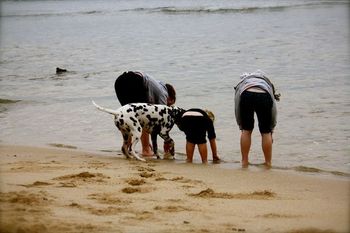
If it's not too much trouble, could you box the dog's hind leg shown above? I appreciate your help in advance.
[121,132,132,159]
[129,133,146,162]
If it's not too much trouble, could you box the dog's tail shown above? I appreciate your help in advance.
[92,100,120,117]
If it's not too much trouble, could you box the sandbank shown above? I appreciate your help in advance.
[0,144,349,233]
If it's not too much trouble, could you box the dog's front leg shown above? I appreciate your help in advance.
[159,131,175,160]
[163,139,175,159]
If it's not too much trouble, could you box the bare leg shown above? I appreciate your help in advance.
[141,130,153,157]
[197,143,208,164]
[261,133,272,167]
[186,142,195,163]
[240,130,252,167]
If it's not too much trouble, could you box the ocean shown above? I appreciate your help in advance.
[0,0,349,176]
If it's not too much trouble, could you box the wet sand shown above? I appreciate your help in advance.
[0,144,349,233]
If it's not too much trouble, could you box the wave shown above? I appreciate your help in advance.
[2,1,348,18]
[1,10,105,18]
[281,165,350,178]
[124,1,349,14]
[247,163,350,178]
[131,5,292,14]
[0,98,21,104]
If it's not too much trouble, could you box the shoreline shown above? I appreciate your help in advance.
[0,144,349,233]
[3,141,350,180]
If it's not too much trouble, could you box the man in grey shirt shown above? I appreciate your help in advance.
[114,71,176,157]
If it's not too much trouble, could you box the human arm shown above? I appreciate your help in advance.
[207,118,220,161]
[209,138,220,162]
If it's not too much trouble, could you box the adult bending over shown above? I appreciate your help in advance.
[234,70,280,168]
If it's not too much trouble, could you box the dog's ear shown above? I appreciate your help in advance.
[173,108,185,125]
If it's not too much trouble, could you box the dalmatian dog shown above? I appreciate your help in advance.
[92,101,185,161]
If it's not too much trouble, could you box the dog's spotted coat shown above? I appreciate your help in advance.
[93,101,185,161]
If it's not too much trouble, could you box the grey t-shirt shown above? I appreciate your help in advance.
[234,71,277,130]
[141,73,168,105]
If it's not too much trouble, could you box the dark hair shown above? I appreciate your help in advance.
[165,83,176,102]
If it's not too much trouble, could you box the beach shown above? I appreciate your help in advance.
[0,1,349,232]
[0,144,349,233]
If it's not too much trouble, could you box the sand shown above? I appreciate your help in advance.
[0,144,349,233]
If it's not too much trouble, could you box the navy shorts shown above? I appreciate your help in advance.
[181,116,209,144]
[114,72,148,106]
[239,91,273,133]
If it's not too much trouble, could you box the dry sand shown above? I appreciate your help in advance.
[0,144,349,233]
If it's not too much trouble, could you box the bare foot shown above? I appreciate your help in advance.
[264,162,272,169]
[142,150,154,157]
[142,145,154,157]
[213,156,221,164]
[241,161,249,168]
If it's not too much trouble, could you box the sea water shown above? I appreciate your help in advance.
[0,0,349,176]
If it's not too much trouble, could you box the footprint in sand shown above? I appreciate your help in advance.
[154,205,193,212]
[257,213,301,219]
[189,188,276,200]
[20,181,53,188]
[121,182,155,194]
[88,193,131,205]
[53,171,110,187]
[135,165,155,172]
[86,160,111,169]
[139,171,156,178]
[153,176,202,189]
[68,202,124,216]
[169,176,203,185]
[126,178,146,186]
[122,187,141,194]
[0,190,53,206]
[10,160,65,172]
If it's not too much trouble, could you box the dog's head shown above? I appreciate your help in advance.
[169,106,186,124]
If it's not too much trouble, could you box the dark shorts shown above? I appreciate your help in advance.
[114,72,148,106]
[181,116,208,144]
[240,91,273,133]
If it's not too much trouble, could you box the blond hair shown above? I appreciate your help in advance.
[204,110,215,122]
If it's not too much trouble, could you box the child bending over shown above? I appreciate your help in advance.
[178,108,220,163]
